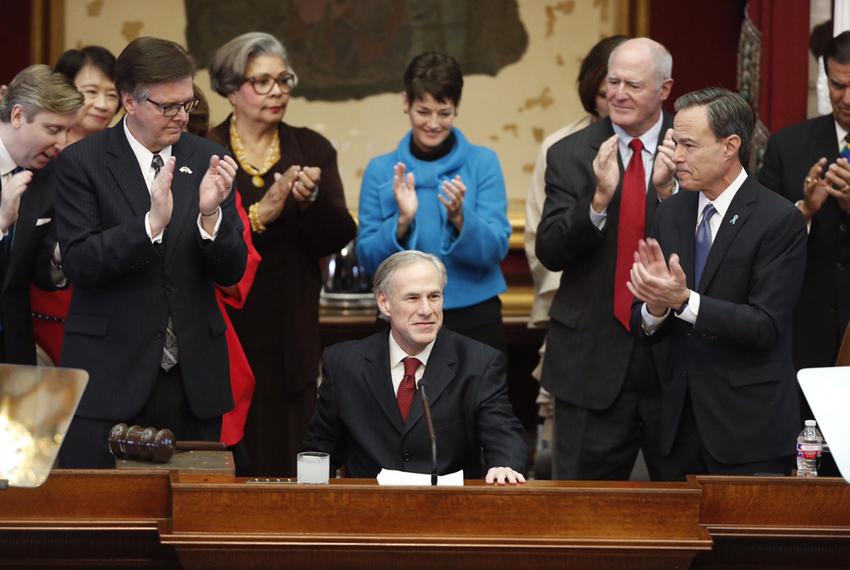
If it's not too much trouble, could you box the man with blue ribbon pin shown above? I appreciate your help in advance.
[625,88,807,479]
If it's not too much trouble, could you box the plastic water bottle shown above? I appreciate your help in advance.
[796,420,824,478]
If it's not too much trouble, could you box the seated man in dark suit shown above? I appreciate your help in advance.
[0,65,82,363]
[303,250,527,484]
[628,88,807,479]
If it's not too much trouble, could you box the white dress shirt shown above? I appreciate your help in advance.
[590,113,665,228]
[388,332,435,396]
[642,166,748,332]
[0,135,19,240]
[123,118,220,242]
[835,121,848,151]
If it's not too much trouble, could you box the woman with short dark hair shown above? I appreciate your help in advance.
[54,46,119,145]
[357,51,511,351]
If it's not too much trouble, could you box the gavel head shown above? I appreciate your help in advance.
[107,423,176,463]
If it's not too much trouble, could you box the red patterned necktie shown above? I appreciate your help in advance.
[613,138,646,331]
[397,357,421,422]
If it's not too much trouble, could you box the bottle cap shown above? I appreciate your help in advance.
[805,419,817,426]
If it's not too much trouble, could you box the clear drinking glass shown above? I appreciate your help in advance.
[297,451,330,484]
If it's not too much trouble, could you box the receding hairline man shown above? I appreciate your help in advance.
[534,37,677,481]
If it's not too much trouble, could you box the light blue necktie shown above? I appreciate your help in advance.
[694,203,717,288]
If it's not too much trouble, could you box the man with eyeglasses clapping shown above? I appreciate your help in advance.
[56,37,248,468]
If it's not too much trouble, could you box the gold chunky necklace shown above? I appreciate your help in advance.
[229,116,281,188]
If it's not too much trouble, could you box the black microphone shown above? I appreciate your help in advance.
[419,380,438,486]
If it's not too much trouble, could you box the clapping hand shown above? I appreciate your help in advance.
[592,134,620,214]
[394,162,417,239]
[292,166,321,204]
[652,128,677,199]
[438,175,466,231]
[256,165,299,225]
[824,157,850,215]
[148,156,175,236]
[0,168,33,233]
[198,155,238,231]
[627,238,689,316]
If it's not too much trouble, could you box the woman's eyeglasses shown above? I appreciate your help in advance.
[244,72,298,95]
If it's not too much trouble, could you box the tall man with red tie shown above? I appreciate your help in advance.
[536,38,676,480]
[302,250,527,484]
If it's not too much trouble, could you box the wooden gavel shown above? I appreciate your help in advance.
[107,423,226,463]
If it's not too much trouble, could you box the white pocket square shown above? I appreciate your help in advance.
[36,217,51,226]
[179,166,193,174]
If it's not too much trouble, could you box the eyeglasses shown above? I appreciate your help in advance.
[145,97,200,117]
[244,73,298,95]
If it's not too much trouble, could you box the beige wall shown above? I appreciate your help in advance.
[64,0,622,210]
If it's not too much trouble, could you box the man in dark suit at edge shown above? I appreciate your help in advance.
[628,88,806,478]
[535,38,676,480]
[759,31,850,377]
[56,37,247,468]
[302,250,527,483]
[0,65,82,364]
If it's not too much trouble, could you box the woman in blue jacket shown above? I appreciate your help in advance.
[357,52,511,350]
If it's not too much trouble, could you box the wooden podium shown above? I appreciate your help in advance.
[1,469,849,569]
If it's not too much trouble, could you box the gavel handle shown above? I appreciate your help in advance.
[175,440,228,452]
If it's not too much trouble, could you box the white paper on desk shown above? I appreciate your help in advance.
[376,468,464,486]
[798,367,850,484]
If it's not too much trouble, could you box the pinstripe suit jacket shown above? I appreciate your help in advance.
[55,124,247,421]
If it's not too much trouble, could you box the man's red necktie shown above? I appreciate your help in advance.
[397,357,421,422]
[613,138,646,331]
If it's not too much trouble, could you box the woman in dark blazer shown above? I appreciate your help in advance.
[208,32,357,476]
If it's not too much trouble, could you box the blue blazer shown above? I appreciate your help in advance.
[356,129,511,309]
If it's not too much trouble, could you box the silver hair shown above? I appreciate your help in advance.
[372,250,448,299]
[209,32,294,96]
[608,37,673,87]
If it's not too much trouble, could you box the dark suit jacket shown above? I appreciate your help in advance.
[55,124,247,421]
[0,165,59,364]
[758,113,850,369]
[535,114,673,409]
[632,176,807,464]
[209,118,357,394]
[302,328,528,478]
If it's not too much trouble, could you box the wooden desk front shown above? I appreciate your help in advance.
[1,471,848,569]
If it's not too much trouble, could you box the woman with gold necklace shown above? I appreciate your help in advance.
[209,32,356,477]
